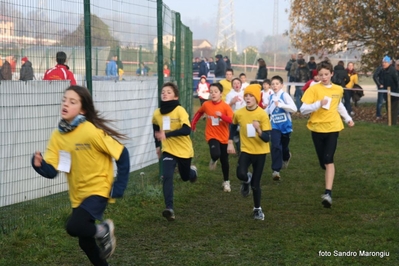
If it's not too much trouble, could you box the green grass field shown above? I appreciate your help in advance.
[0,103,398,266]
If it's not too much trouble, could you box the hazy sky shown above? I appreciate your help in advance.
[163,0,291,36]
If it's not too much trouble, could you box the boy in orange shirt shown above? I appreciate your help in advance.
[192,83,234,192]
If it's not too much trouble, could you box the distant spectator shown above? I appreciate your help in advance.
[332,61,350,87]
[116,56,123,72]
[196,75,210,105]
[163,64,170,77]
[224,56,231,69]
[219,68,234,100]
[372,63,385,120]
[43,51,76,85]
[380,56,398,125]
[302,69,320,92]
[105,55,118,77]
[239,73,249,90]
[192,57,200,72]
[256,58,268,80]
[136,62,149,76]
[214,54,226,78]
[208,57,216,76]
[285,54,296,81]
[344,62,359,115]
[6,55,16,73]
[198,57,209,77]
[0,59,12,80]
[115,55,124,79]
[19,56,34,81]
[285,54,296,95]
[290,52,308,110]
[308,56,317,78]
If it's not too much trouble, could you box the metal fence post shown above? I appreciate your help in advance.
[387,86,391,126]
[157,0,164,179]
[84,0,93,94]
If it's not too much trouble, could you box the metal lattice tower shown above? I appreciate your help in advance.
[273,0,278,36]
[216,0,237,52]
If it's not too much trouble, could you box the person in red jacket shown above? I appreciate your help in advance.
[302,69,320,92]
[43,51,77,85]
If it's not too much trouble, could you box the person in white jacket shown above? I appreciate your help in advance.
[196,75,210,106]
[265,75,297,181]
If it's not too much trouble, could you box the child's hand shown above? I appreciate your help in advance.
[156,147,161,159]
[155,131,166,141]
[252,120,260,130]
[215,111,222,117]
[231,96,239,104]
[348,120,355,127]
[33,151,43,167]
[227,143,236,154]
[274,100,279,107]
[320,99,328,106]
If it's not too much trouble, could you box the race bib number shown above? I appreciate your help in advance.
[211,116,220,126]
[271,113,288,124]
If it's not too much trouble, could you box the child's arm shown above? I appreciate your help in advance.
[227,124,238,154]
[165,124,191,138]
[153,124,161,148]
[215,111,233,124]
[279,93,297,113]
[111,147,130,198]
[337,102,353,124]
[253,121,270,143]
[31,152,58,179]
[191,110,204,131]
[300,101,322,115]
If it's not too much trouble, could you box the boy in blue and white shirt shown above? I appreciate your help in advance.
[265,75,297,181]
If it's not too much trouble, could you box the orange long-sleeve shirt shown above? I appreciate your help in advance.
[192,100,233,143]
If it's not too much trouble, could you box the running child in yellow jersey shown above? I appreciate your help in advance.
[227,84,272,221]
[32,85,130,265]
[300,61,354,208]
[152,82,198,221]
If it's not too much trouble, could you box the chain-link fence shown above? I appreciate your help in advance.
[0,0,193,233]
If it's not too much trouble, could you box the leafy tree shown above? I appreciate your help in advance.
[60,14,119,47]
[288,0,399,72]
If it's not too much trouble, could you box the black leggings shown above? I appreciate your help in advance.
[66,207,108,266]
[236,152,266,208]
[208,139,229,181]
[311,131,339,170]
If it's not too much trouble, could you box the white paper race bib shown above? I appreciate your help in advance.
[58,150,71,173]
[322,96,332,110]
[246,124,256,137]
[211,116,220,126]
[162,116,171,130]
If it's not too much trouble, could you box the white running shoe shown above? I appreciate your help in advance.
[272,171,280,181]
[222,180,231,192]
[253,208,265,221]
